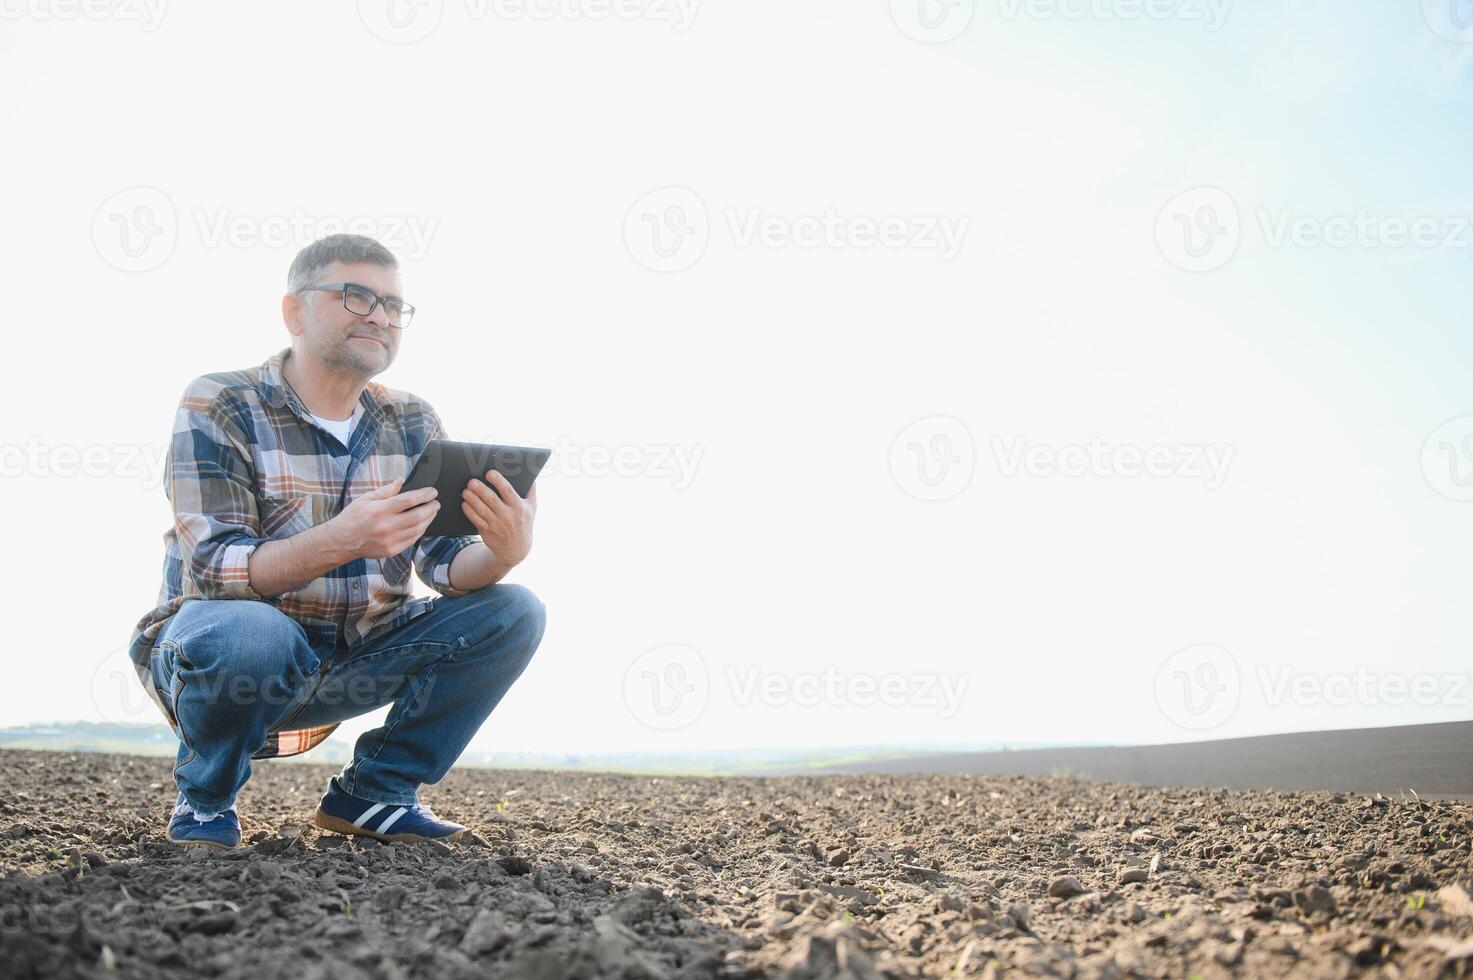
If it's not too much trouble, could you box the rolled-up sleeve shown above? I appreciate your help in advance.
[167,387,269,601]
[412,406,482,597]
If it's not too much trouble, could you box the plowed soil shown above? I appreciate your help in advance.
[3,749,1472,979]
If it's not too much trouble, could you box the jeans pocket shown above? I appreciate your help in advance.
[150,640,184,728]
[266,650,330,734]
[168,669,198,781]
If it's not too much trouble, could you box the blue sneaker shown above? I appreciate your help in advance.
[166,797,241,850]
[313,778,465,842]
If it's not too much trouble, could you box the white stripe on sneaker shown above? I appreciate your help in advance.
[352,803,387,829]
[376,807,409,834]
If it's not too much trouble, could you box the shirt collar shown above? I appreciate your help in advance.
[259,346,393,427]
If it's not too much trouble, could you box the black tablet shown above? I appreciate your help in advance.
[401,439,550,538]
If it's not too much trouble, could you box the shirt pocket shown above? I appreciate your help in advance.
[258,493,320,538]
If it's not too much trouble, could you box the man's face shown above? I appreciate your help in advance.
[288,260,405,377]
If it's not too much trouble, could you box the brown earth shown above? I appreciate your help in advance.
[2,748,1472,979]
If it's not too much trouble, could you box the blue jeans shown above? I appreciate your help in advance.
[149,584,546,813]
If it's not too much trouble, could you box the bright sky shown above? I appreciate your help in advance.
[3,1,1472,757]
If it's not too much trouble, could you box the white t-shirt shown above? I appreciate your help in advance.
[307,403,363,448]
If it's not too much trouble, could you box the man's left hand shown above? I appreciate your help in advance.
[461,470,537,567]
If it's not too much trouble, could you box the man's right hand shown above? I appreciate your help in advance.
[329,478,440,559]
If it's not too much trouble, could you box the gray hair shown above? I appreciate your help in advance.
[287,234,398,292]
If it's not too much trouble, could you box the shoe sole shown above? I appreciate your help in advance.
[313,807,464,843]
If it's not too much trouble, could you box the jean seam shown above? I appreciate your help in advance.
[338,639,454,667]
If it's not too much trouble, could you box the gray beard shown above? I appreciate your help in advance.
[313,334,390,379]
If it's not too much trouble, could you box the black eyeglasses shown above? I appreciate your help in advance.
[299,282,416,329]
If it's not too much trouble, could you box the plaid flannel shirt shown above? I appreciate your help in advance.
[127,346,481,758]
